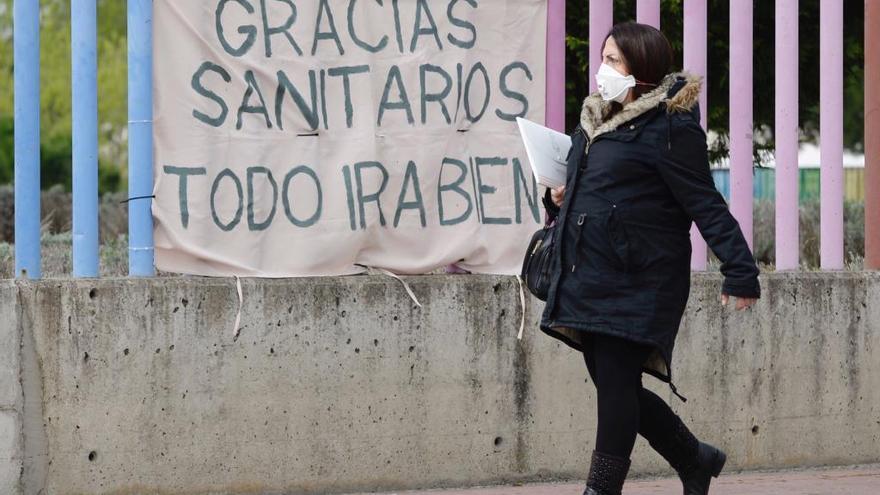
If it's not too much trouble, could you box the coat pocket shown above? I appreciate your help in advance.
[569,211,628,274]
[621,219,690,273]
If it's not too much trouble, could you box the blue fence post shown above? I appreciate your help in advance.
[72,0,100,277]
[128,0,155,276]
[13,0,41,279]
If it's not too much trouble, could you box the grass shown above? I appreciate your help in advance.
[0,233,130,278]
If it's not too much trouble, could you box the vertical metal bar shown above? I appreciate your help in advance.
[13,0,41,279]
[867,0,880,270]
[589,0,613,93]
[775,0,799,270]
[729,0,753,249]
[684,0,708,270]
[684,0,708,131]
[546,0,566,132]
[820,0,844,269]
[72,0,100,277]
[637,0,661,29]
[128,0,155,276]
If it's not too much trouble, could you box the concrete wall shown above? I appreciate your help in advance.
[0,283,22,493]
[0,273,878,494]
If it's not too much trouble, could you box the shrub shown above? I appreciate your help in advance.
[41,132,73,191]
[0,116,12,185]
[0,186,129,244]
[736,199,864,269]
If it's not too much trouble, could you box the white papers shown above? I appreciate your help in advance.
[516,117,571,189]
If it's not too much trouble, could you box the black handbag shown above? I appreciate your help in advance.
[520,221,556,301]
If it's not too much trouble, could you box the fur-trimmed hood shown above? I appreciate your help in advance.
[580,72,702,140]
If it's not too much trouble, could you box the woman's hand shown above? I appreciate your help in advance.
[551,186,566,207]
[721,294,757,310]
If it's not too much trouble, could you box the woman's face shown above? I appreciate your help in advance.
[602,37,630,76]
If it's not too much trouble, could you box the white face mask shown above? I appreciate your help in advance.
[595,63,636,103]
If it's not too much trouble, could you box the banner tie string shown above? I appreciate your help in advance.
[232,276,244,339]
[515,275,526,340]
[120,195,155,205]
[356,265,422,308]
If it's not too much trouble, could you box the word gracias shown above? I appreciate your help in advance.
[193,0,535,131]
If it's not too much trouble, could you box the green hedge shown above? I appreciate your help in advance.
[0,115,122,193]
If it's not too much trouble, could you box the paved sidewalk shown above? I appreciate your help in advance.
[355,464,880,495]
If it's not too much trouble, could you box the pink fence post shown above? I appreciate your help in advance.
[729,0,753,249]
[546,0,566,132]
[820,0,844,269]
[684,0,708,270]
[867,0,880,269]
[775,0,799,270]
[683,0,708,130]
[589,0,614,93]
[636,0,661,29]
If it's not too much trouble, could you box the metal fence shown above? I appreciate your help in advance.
[9,0,879,278]
[12,0,152,278]
[547,0,876,271]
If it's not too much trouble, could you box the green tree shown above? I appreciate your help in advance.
[0,0,128,192]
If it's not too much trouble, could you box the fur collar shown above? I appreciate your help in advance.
[579,72,702,140]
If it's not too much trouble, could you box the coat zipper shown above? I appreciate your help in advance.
[568,127,593,274]
[570,213,587,272]
[549,127,600,306]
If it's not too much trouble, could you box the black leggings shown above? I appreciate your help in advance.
[582,333,682,458]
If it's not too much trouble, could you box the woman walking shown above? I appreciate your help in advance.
[540,22,761,495]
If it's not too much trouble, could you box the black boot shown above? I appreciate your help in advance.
[678,441,726,494]
[646,415,726,495]
[582,450,630,495]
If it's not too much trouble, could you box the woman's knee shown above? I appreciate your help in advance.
[592,335,648,388]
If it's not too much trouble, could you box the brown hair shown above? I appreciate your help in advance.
[602,22,674,100]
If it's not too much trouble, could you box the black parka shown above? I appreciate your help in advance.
[540,73,761,389]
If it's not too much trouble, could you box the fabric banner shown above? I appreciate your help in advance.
[153,0,548,276]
